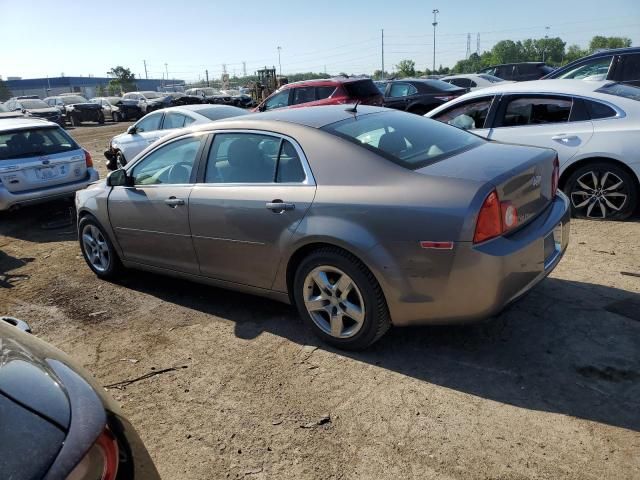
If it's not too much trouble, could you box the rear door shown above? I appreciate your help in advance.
[487,94,594,166]
[0,127,87,193]
[108,134,205,273]
[384,82,415,110]
[189,131,316,289]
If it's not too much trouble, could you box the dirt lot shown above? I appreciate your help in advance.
[1,122,639,479]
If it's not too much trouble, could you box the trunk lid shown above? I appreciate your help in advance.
[416,141,556,228]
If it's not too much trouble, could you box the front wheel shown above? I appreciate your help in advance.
[293,247,391,350]
[115,151,126,169]
[79,217,122,279]
[70,114,81,127]
[564,162,637,220]
[112,112,121,122]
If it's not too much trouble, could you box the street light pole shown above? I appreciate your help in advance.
[543,26,550,62]
[277,46,282,76]
[432,9,439,74]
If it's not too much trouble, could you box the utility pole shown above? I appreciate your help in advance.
[164,63,169,84]
[543,26,550,62]
[466,33,471,59]
[205,69,209,87]
[242,62,247,77]
[277,46,282,76]
[143,60,148,79]
[476,33,480,55]
[381,29,385,80]
[432,9,439,73]
[222,64,227,74]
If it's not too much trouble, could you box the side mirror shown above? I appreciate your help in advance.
[126,125,137,134]
[106,168,133,187]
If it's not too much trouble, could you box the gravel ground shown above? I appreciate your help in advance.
[1,122,639,480]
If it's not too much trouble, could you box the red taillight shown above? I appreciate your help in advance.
[83,149,93,168]
[473,190,519,244]
[474,190,502,243]
[551,156,559,197]
[67,427,119,480]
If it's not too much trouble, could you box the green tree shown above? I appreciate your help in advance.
[490,40,523,64]
[589,36,632,52]
[372,69,390,80]
[565,44,588,63]
[0,78,11,102]
[396,59,416,77]
[108,66,136,93]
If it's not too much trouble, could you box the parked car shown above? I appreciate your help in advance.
[0,315,160,479]
[478,62,555,81]
[163,91,204,106]
[104,104,248,170]
[0,118,99,211]
[44,94,104,126]
[77,105,569,350]
[441,73,512,91]
[121,91,167,114]
[381,79,466,115]
[4,97,64,125]
[427,80,640,220]
[543,47,640,87]
[254,77,383,112]
[220,89,254,108]
[0,103,27,119]
[185,87,234,105]
[90,96,137,122]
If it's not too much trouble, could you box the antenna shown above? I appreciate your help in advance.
[345,100,361,113]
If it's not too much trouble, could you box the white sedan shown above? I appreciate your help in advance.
[427,80,640,219]
[104,104,248,170]
[441,73,512,91]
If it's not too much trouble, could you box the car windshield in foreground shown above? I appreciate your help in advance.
[595,82,640,101]
[20,99,49,109]
[197,106,249,121]
[0,127,79,160]
[61,96,88,104]
[322,110,483,170]
[478,74,505,83]
[142,92,164,99]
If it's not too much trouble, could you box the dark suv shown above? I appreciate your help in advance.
[478,62,554,81]
[381,79,465,115]
[44,94,104,126]
[255,77,383,112]
[543,47,640,87]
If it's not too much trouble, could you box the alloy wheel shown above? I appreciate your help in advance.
[303,266,365,339]
[570,170,628,219]
[82,224,110,272]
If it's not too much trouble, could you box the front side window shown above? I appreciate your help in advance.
[501,97,572,127]
[433,97,494,130]
[162,112,187,129]
[316,86,336,100]
[292,87,316,105]
[131,137,201,186]
[557,56,613,80]
[496,65,514,79]
[264,90,290,111]
[135,113,163,132]
[204,133,278,183]
[322,110,483,170]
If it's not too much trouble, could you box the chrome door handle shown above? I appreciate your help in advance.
[266,200,295,212]
[165,197,185,207]
[551,134,577,142]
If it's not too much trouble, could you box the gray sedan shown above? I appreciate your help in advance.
[76,105,570,349]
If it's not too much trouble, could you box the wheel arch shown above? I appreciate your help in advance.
[559,156,640,191]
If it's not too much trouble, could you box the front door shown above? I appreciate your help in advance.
[189,131,316,289]
[384,82,415,110]
[108,134,205,273]
[488,95,594,166]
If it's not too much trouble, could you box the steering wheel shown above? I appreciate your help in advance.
[166,162,193,184]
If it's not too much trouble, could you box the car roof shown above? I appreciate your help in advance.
[482,62,546,68]
[165,104,245,113]
[0,117,58,131]
[580,46,640,57]
[282,77,372,88]
[454,79,615,96]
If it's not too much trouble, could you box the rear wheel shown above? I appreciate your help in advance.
[70,114,81,127]
[293,247,391,350]
[112,112,120,122]
[79,217,122,279]
[98,112,105,124]
[564,162,637,220]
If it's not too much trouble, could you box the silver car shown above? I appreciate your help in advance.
[0,118,99,211]
[104,104,248,170]
[76,106,570,349]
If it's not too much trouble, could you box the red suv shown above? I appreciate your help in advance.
[255,77,383,112]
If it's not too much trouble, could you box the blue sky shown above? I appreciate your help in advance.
[1,0,639,81]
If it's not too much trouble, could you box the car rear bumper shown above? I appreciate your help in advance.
[0,169,100,210]
[383,192,571,326]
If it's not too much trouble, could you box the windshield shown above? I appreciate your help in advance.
[595,82,640,101]
[20,99,49,109]
[142,91,164,99]
[344,79,381,98]
[478,74,505,83]
[61,96,88,104]
[197,106,249,121]
[0,127,79,160]
[556,56,613,80]
[322,110,483,170]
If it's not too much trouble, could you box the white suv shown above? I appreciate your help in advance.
[0,118,99,211]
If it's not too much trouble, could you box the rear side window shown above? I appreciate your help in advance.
[343,80,380,98]
[448,78,472,88]
[0,127,78,160]
[500,97,572,127]
[618,54,640,82]
[585,100,617,119]
[389,83,416,97]
[322,110,483,170]
[316,86,336,100]
[292,87,316,105]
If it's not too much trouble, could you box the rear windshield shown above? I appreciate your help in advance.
[419,79,464,92]
[60,96,88,104]
[197,106,249,121]
[322,110,483,170]
[595,82,640,101]
[142,92,164,99]
[343,80,381,98]
[19,99,49,109]
[0,127,79,160]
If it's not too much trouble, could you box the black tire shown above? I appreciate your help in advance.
[293,247,391,350]
[70,114,81,127]
[112,112,120,122]
[116,151,126,169]
[563,162,637,220]
[78,216,122,279]
[98,112,105,124]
